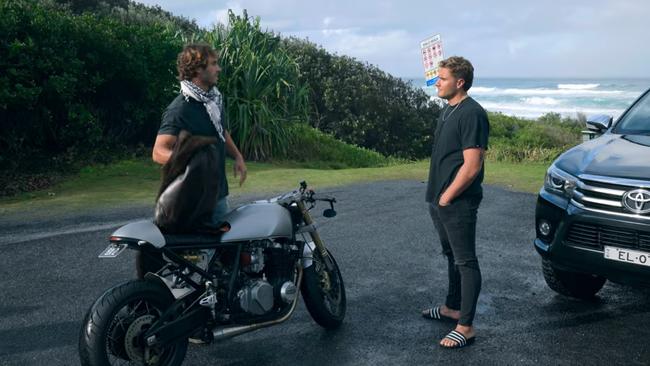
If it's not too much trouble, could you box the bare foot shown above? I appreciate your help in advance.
[421,305,461,320]
[440,324,475,348]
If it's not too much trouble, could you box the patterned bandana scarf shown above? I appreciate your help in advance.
[180,80,225,142]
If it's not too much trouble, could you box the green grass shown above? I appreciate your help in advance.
[483,161,548,193]
[0,158,550,216]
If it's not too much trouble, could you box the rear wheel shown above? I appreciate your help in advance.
[301,249,346,329]
[79,280,188,366]
[542,259,606,299]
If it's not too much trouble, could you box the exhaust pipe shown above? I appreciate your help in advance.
[212,267,303,341]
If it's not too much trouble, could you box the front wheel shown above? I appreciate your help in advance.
[542,259,606,299]
[79,280,188,366]
[301,248,346,329]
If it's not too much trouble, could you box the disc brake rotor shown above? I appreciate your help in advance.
[124,314,159,364]
[319,270,332,292]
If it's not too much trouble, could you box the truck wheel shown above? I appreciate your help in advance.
[542,259,606,299]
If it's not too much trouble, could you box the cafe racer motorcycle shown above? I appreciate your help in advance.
[78,182,346,366]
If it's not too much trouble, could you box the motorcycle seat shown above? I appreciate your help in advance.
[162,233,222,247]
[159,221,230,248]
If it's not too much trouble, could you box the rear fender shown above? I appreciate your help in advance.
[144,272,196,300]
[110,220,165,248]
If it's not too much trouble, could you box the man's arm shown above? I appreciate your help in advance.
[224,131,247,186]
[152,134,178,165]
[438,147,484,206]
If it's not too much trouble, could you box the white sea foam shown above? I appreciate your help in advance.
[522,97,560,106]
[557,83,600,90]
[420,78,646,120]
[469,87,496,93]
[470,88,626,97]
[479,101,624,119]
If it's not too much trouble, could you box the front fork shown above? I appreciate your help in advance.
[296,200,332,265]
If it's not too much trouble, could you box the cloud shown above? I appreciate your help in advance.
[507,40,528,57]
[321,27,359,37]
[133,0,650,77]
[328,30,411,58]
[212,1,244,27]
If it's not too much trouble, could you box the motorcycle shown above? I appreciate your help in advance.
[78,181,346,366]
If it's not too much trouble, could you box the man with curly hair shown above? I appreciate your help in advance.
[140,44,246,273]
[152,43,247,222]
[146,43,247,344]
[421,56,489,349]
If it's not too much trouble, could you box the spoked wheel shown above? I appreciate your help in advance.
[79,280,188,366]
[301,248,346,329]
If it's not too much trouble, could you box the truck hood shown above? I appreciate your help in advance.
[556,134,650,180]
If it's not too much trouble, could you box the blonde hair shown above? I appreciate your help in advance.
[439,56,474,91]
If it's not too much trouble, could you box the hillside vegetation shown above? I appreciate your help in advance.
[0,0,582,196]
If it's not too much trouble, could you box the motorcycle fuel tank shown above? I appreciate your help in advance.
[220,202,293,242]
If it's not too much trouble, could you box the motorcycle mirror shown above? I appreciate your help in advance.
[323,209,337,218]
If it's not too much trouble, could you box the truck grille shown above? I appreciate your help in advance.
[566,222,650,251]
[571,176,650,219]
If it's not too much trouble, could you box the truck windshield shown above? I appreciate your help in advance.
[614,89,650,135]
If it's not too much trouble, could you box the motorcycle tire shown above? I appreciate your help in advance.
[79,279,188,366]
[301,249,346,329]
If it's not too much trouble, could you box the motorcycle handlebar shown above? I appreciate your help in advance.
[269,181,336,206]
[310,194,336,203]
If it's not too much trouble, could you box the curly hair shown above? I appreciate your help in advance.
[176,43,219,81]
[439,56,474,91]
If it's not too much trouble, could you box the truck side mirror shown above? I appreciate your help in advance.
[582,114,613,141]
[586,114,613,132]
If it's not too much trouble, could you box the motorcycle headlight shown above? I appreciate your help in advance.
[544,165,577,198]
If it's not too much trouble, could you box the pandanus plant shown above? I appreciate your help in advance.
[197,10,310,161]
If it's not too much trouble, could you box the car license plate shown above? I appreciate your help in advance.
[98,243,128,258]
[604,246,650,267]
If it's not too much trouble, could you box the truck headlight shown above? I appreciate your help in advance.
[544,165,577,198]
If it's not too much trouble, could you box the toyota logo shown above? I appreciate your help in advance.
[622,189,650,214]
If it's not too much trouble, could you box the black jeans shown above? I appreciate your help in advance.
[429,194,482,326]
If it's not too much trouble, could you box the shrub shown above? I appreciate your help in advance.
[283,37,441,160]
[486,112,583,162]
[282,123,393,168]
[0,0,182,173]
[200,11,309,161]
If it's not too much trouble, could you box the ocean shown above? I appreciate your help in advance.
[412,78,650,120]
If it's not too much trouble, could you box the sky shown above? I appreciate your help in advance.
[135,0,650,79]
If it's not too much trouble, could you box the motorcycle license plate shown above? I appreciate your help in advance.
[98,243,128,258]
[604,246,650,267]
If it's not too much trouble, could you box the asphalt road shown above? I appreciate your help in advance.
[1,181,649,365]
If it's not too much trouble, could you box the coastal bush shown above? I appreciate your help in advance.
[281,124,393,169]
[200,11,309,161]
[0,0,182,175]
[1,1,588,197]
[487,112,583,162]
[283,37,441,160]
[486,144,566,163]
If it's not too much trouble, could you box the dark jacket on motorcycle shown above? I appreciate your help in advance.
[154,130,221,234]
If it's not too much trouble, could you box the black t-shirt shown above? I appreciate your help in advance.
[425,96,489,203]
[158,94,229,199]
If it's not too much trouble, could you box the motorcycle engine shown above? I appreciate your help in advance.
[237,279,274,315]
[235,239,301,316]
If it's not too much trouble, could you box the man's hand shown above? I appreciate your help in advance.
[437,148,484,207]
[234,156,247,186]
[438,193,452,207]
[224,131,247,186]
